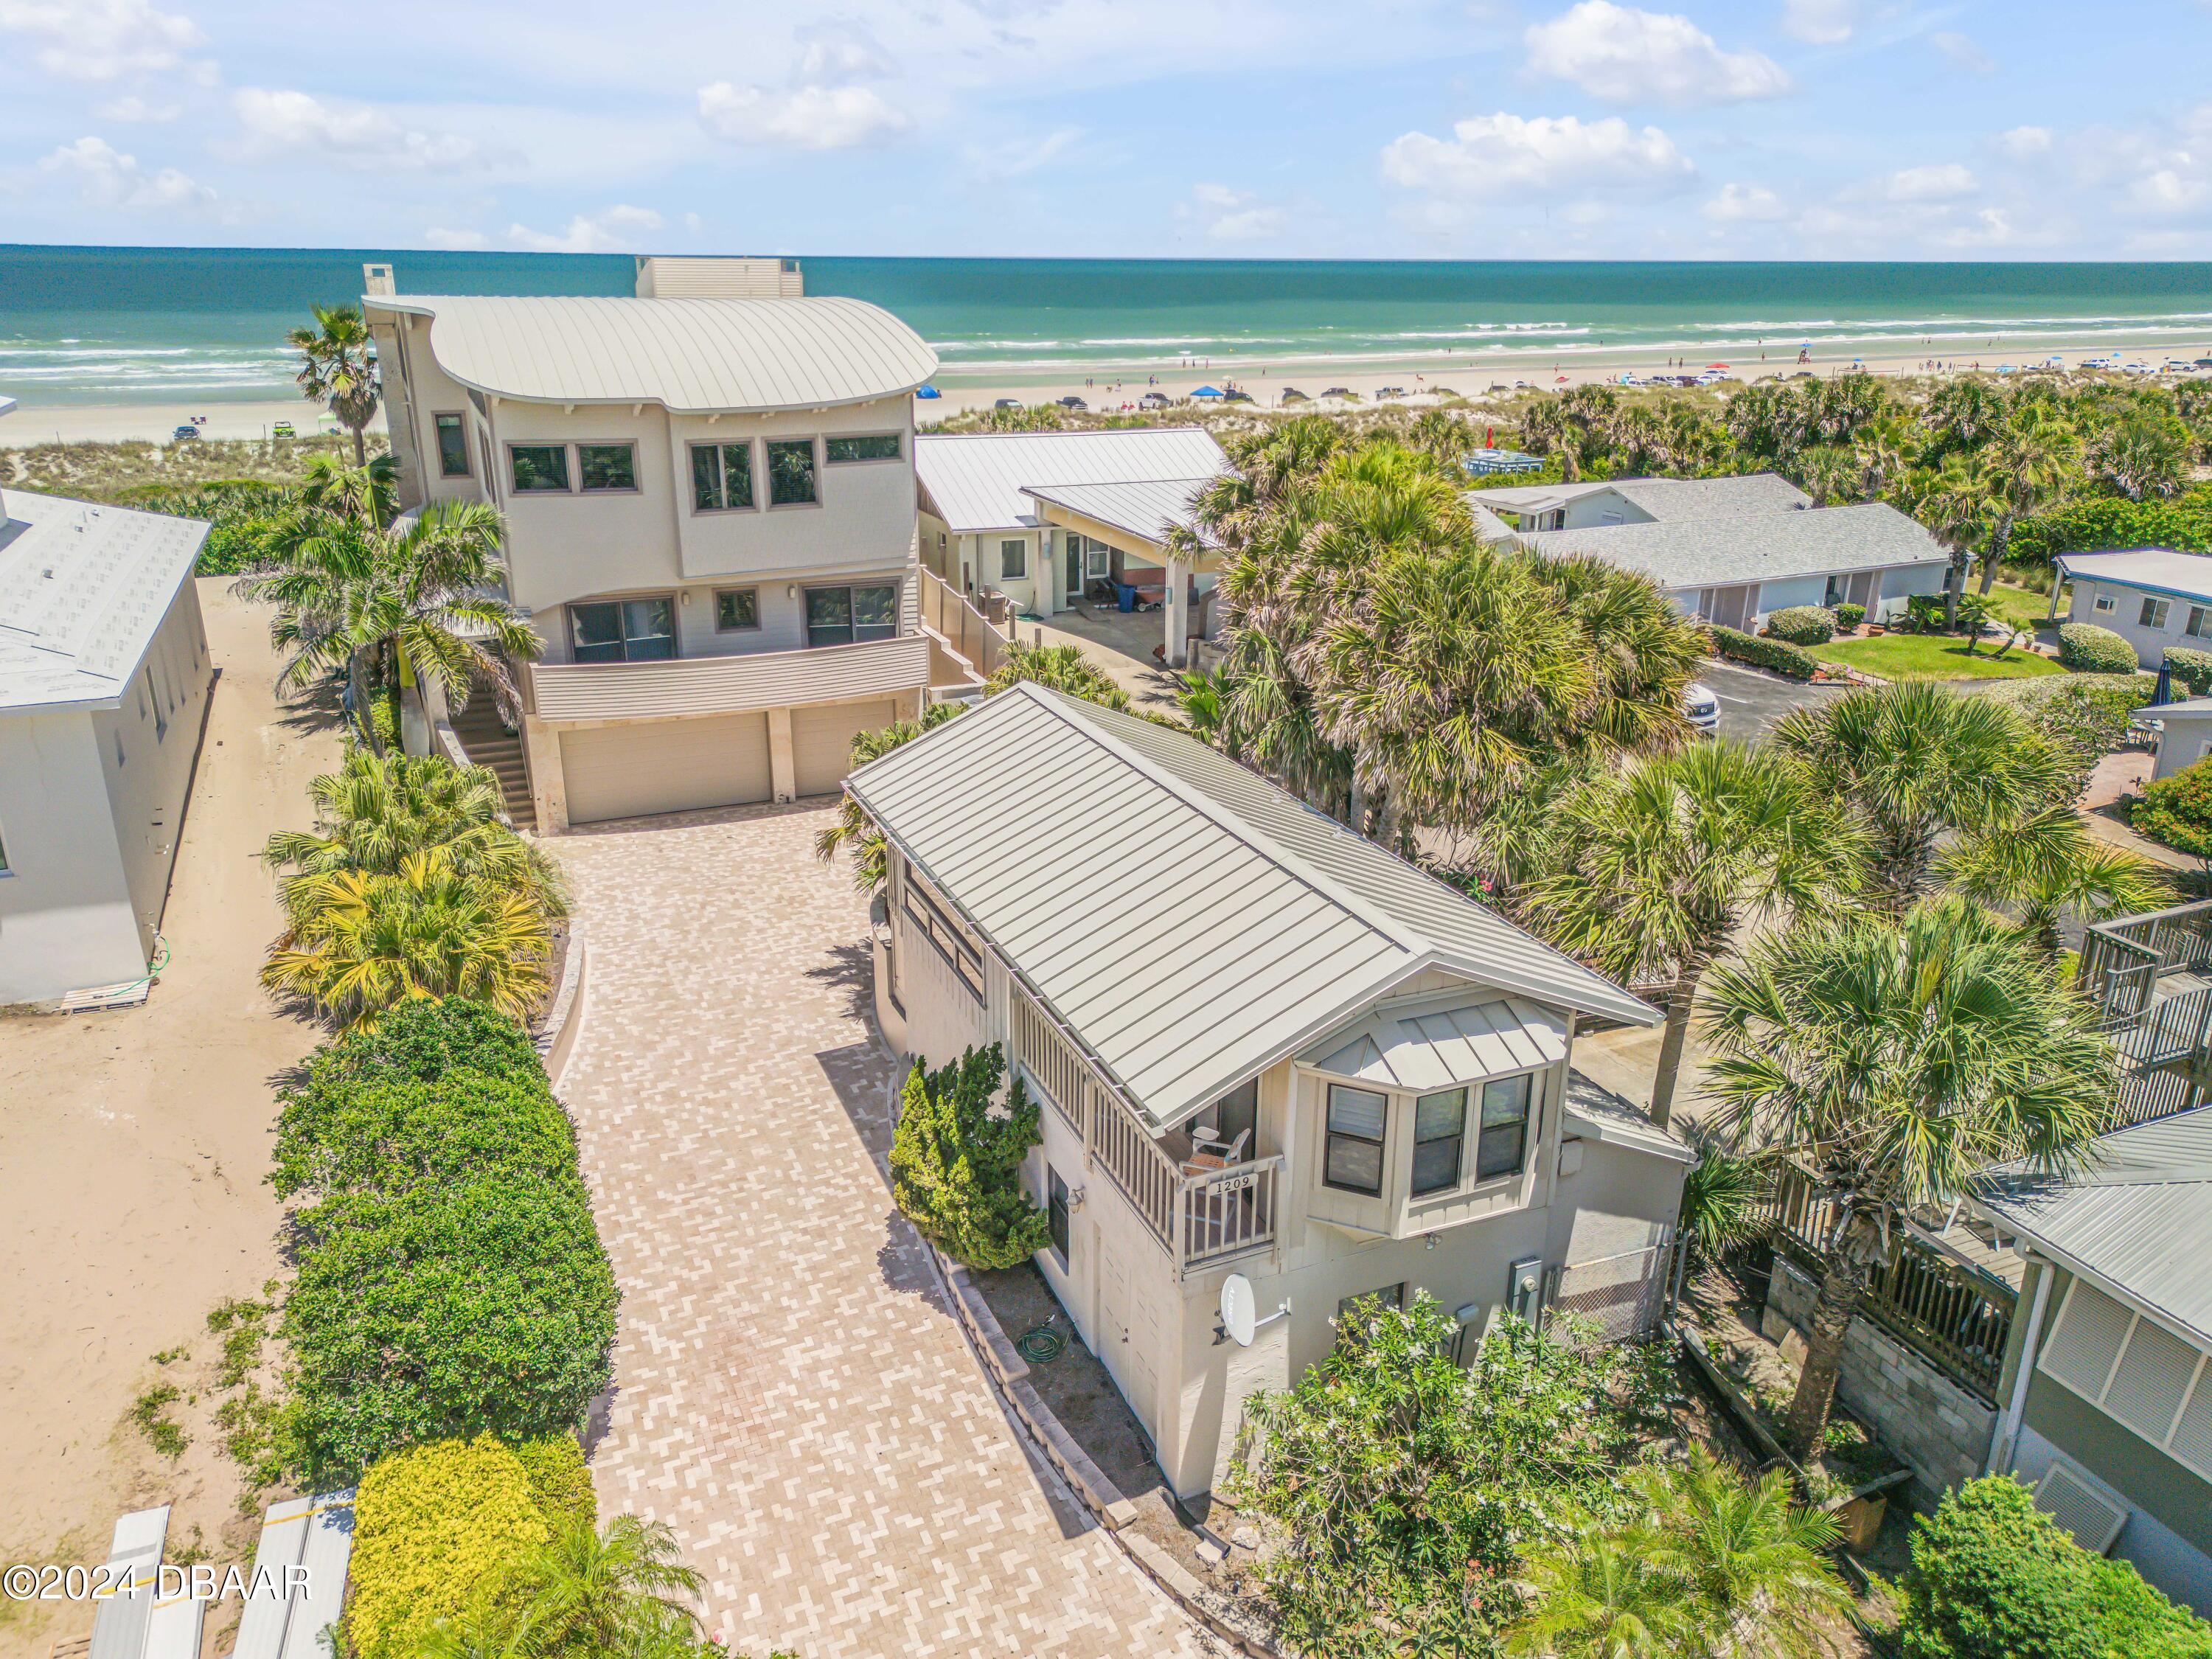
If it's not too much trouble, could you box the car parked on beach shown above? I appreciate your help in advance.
[1140,391,1169,408]
[995,397,1023,410]
[170,424,199,442]
[1056,395,1087,410]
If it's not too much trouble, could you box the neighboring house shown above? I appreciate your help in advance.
[913,428,1232,667]
[2055,549,2212,670]
[363,257,938,832]
[1470,473,1951,632]
[0,397,215,1005]
[2138,697,2212,782]
[847,682,1691,1499]
[1972,1106,2212,1610]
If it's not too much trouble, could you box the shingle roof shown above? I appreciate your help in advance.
[847,684,1656,1129]
[0,489,209,712]
[1975,1107,2212,1349]
[1020,478,1219,550]
[1519,500,1950,592]
[2056,548,2212,606]
[1609,474,1813,516]
[369,294,936,414]
[913,428,1229,532]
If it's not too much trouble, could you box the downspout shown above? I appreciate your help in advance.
[1988,1249,2055,1475]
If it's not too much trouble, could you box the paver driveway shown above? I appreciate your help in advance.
[557,801,1211,1658]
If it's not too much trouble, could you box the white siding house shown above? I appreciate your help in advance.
[849,684,1691,1499]
[365,257,937,832]
[2055,549,2212,670]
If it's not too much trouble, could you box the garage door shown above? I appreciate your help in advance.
[791,699,899,798]
[560,713,771,824]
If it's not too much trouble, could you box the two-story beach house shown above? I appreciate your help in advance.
[364,257,938,831]
[846,682,1692,1499]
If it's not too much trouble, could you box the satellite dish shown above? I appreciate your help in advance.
[1220,1274,1258,1347]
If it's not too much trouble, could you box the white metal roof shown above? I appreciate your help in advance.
[1564,1070,1695,1165]
[370,294,936,414]
[530,632,928,722]
[2056,548,2212,606]
[913,428,1230,532]
[1302,993,1569,1092]
[1021,478,1220,551]
[847,684,1655,1129]
[0,488,209,712]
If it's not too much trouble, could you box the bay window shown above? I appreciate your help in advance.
[1324,1085,1388,1195]
[1476,1074,1534,1180]
[1411,1088,1467,1196]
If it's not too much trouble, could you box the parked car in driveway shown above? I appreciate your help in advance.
[1685,681,1720,736]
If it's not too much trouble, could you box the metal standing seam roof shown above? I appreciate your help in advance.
[913,428,1231,532]
[369,294,937,414]
[2055,548,2212,607]
[1020,478,1222,551]
[846,684,1655,1130]
[1303,994,1569,1091]
[1517,500,1951,592]
[530,632,928,723]
[1975,1106,2212,1349]
[0,488,209,711]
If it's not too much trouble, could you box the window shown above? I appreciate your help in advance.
[690,442,754,512]
[1001,538,1027,580]
[902,867,984,1001]
[2141,597,2173,630]
[569,597,675,664]
[1048,1167,1071,1268]
[1411,1088,1467,1196]
[1476,1074,1534,1180]
[577,443,637,493]
[1324,1084,1388,1195]
[825,433,900,463]
[433,412,470,478]
[766,439,818,506]
[509,444,571,493]
[2093,594,2116,613]
[2191,607,2212,641]
[805,584,897,648]
[714,588,759,631]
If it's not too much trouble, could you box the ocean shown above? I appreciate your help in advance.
[3,244,2211,406]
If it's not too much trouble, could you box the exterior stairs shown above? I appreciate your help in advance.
[447,689,537,831]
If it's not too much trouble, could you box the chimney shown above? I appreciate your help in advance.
[363,262,396,298]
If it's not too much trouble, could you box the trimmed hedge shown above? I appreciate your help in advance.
[2134,755,2212,858]
[346,1435,550,1659]
[2167,645,2212,697]
[1766,605,1840,645]
[1983,674,2152,800]
[1901,1476,2212,1659]
[1712,625,1819,681]
[2057,622,2140,675]
[513,1435,597,1533]
[1834,602,1867,631]
[271,1071,581,1202]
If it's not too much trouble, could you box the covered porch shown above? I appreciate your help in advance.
[1020,479,1226,670]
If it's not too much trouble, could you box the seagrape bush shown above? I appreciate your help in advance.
[2057,622,2140,675]
[1765,605,1840,645]
[2135,756,2212,858]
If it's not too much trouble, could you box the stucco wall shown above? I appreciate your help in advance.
[2154,710,2212,781]
[2067,577,2210,669]
[0,709,139,1003]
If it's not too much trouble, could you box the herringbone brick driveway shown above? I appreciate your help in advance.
[557,801,1211,1658]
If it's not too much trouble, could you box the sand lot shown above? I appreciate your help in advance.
[0,582,339,1656]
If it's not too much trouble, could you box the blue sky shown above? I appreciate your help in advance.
[3,0,2209,258]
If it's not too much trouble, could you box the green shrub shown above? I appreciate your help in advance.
[2134,754,2212,857]
[512,1436,597,1533]
[1766,605,1839,644]
[2166,645,2212,697]
[2058,622,2140,675]
[299,998,544,1091]
[1712,625,1818,681]
[1983,674,2151,799]
[890,1045,1051,1270]
[1904,594,1948,633]
[1834,602,1867,631]
[2008,487,2212,568]
[130,479,294,577]
[1901,1476,2212,1659]
[271,1071,579,1202]
[345,1436,550,1659]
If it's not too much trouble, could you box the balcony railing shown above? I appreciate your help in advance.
[919,567,1009,681]
[526,633,931,723]
[2081,898,2212,1029]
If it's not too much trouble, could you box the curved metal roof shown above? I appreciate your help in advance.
[375,294,937,414]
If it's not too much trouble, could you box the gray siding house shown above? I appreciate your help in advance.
[2056,548,2212,671]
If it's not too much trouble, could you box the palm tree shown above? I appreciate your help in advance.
[300,451,397,527]
[1770,682,2067,914]
[1936,805,2171,959]
[2087,408,2191,501]
[1973,418,2081,594]
[1411,406,1475,466]
[984,639,1129,709]
[1506,1523,1691,1658]
[1521,741,1867,1127]
[1172,666,1238,755]
[515,1514,706,1655]
[1916,452,1995,627]
[1518,400,1581,481]
[1700,898,2115,1455]
[1921,377,2003,456]
[288,303,381,466]
[814,703,966,891]
[1642,1451,1850,1659]
[409,1595,537,1659]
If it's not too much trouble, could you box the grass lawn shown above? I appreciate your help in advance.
[1983,580,2062,633]
[1809,631,2067,681]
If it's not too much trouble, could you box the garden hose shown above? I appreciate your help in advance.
[1015,1315,1067,1365]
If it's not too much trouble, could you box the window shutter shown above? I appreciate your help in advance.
[2039,1281,2134,1399]
[2169,1367,2212,1481]
[2035,1460,2129,1554]
[2104,1316,2199,1445]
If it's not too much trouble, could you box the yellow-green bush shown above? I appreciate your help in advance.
[344,1436,550,1659]
[513,1435,597,1532]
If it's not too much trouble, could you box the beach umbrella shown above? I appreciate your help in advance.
[1707,362,1729,369]
[916,385,942,400]
[1190,385,1224,400]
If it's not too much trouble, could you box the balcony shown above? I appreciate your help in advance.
[2081,898,2212,1127]
[526,633,931,723]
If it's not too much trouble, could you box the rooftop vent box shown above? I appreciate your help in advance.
[633,256,803,300]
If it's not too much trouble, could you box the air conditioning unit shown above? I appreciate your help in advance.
[1507,1257,1545,1324]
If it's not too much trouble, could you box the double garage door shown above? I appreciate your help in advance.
[558,700,898,826]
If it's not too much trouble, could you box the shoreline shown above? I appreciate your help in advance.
[4,335,2206,445]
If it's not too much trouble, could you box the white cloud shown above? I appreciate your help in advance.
[1525,2,1790,105]
[0,0,203,80]
[1180,182,1288,243]
[2000,125,2053,160]
[964,126,1082,181]
[1883,163,1978,202]
[1930,31,1992,73]
[793,23,894,85]
[94,93,182,122]
[423,226,493,249]
[1382,112,1693,205]
[507,204,664,253]
[39,134,211,209]
[1703,181,1785,221]
[228,88,487,172]
[696,81,908,149]
[1780,0,1858,44]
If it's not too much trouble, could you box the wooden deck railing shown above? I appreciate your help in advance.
[1759,1162,2015,1402]
[919,567,1009,680]
[2081,899,2212,1028]
[1010,984,1279,1272]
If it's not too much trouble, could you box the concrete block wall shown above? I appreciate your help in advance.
[1766,1256,1994,1506]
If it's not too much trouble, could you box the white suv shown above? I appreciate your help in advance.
[1686,681,1721,737]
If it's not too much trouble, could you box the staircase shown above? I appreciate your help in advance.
[446,689,537,831]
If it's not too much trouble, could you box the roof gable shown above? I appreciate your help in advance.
[912,428,1229,532]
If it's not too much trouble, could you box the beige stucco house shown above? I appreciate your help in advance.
[848,683,1692,1498]
[364,257,936,830]
[0,397,215,1005]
